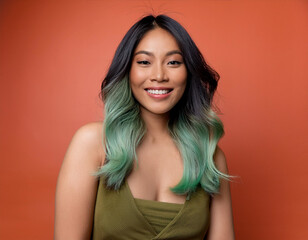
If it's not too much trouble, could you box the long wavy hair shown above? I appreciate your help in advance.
[96,15,229,195]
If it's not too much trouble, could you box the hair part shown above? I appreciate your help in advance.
[96,14,229,195]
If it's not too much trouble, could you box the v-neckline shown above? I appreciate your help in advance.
[124,179,190,238]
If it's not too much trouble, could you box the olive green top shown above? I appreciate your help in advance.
[134,197,183,234]
[92,178,210,240]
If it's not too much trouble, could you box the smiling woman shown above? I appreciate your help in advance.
[55,15,234,240]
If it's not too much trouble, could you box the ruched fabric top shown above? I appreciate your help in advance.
[134,197,183,234]
[92,177,211,240]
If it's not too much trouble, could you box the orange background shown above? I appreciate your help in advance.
[1,0,307,239]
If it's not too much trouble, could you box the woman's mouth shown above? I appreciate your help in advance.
[146,89,171,95]
[145,88,173,98]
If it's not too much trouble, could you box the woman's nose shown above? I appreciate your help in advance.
[150,64,168,82]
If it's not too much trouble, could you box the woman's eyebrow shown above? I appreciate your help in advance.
[134,50,183,57]
[165,50,183,56]
[134,50,153,56]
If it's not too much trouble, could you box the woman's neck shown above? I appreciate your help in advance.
[140,109,170,143]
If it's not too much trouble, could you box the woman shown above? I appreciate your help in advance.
[55,15,234,240]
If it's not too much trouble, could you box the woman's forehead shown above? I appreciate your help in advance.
[134,28,181,55]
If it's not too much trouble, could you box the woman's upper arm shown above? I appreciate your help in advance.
[206,146,235,240]
[54,122,104,240]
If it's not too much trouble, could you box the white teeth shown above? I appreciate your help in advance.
[146,89,170,95]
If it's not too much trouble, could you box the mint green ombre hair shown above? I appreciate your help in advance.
[95,15,230,195]
[168,107,228,194]
[96,77,145,190]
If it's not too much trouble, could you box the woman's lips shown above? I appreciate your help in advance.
[144,88,173,99]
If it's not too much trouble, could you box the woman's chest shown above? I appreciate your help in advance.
[127,141,186,203]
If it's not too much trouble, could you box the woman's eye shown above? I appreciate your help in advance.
[137,61,150,65]
[168,61,182,65]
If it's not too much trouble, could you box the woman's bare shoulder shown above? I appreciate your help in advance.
[73,121,103,142]
[213,146,228,174]
[66,121,105,167]
[55,121,104,239]
[207,146,235,239]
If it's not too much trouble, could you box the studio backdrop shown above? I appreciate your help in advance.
[0,0,307,239]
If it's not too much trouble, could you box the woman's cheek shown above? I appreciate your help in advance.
[130,69,147,85]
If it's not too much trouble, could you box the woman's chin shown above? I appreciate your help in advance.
[140,106,172,116]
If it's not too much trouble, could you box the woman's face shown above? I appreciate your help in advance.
[129,27,187,116]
